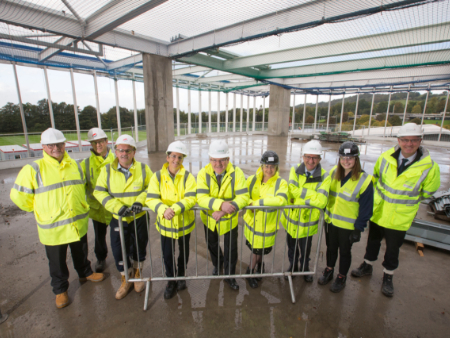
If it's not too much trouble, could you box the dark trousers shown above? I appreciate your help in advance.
[325,223,354,276]
[364,221,406,271]
[93,220,108,261]
[161,233,191,277]
[286,233,312,271]
[45,234,93,295]
[204,225,238,275]
[110,214,148,273]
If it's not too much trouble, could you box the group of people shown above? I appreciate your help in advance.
[10,122,440,309]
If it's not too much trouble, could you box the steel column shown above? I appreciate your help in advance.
[262,96,266,131]
[352,94,359,136]
[176,86,180,136]
[12,64,31,157]
[314,95,318,132]
[131,75,139,141]
[240,94,243,132]
[339,93,345,132]
[199,90,202,134]
[438,89,450,142]
[326,93,331,132]
[291,94,296,131]
[217,91,220,133]
[367,92,375,135]
[225,92,229,133]
[420,84,431,126]
[247,95,250,132]
[402,84,411,125]
[43,67,55,128]
[188,88,191,134]
[114,77,122,137]
[384,87,393,138]
[252,96,256,131]
[233,93,236,132]
[302,94,307,130]
[93,70,102,129]
[208,90,212,133]
[70,68,83,151]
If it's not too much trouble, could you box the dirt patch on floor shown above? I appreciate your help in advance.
[0,204,27,223]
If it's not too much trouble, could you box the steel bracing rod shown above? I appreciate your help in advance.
[70,68,82,151]
[93,70,102,129]
[262,96,266,131]
[402,84,411,125]
[339,93,345,132]
[291,94,296,132]
[188,88,191,134]
[240,94,244,132]
[247,95,250,132]
[420,84,431,126]
[12,63,31,157]
[176,86,181,136]
[225,93,229,133]
[353,93,360,136]
[199,90,202,134]
[302,94,307,130]
[114,77,122,136]
[233,93,236,132]
[217,91,220,132]
[383,88,392,138]
[314,95,318,132]
[252,96,256,131]
[132,74,139,142]
[43,67,55,128]
[368,91,375,135]
[208,90,212,133]
[326,93,331,132]
[438,88,450,142]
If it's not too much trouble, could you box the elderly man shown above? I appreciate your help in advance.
[94,135,153,300]
[197,140,249,290]
[81,128,115,272]
[283,140,330,282]
[352,123,440,297]
[10,128,104,309]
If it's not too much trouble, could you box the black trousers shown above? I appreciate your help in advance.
[110,214,148,273]
[286,233,313,271]
[161,233,191,277]
[204,225,238,275]
[45,233,93,295]
[325,223,354,276]
[364,221,406,271]
[92,220,108,261]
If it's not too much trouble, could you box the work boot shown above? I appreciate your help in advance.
[381,273,394,297]
[224,278,239,291]
[318,267,334,286]
[330,274,347,293]
[212,262,223,276]
[303,268,313,283]
[55,291,69,309]
[284,264,298,280]
[95,260,106,273]
[351,261,373,278]
[80,272,105,282]
[164,281,177,299]
[116,270,134,300]
[134,268,145,293]
[255,262,265,281]
[246,267,258,289]
[177,280,187,291]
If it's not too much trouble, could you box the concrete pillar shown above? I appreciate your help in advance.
[142,53,174,152]
[268,84,290,136]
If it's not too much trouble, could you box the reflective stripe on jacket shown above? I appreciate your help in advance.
[81,149,115,224]
[93,158,153,223]
[371,145,440,231]
[325,166,373,230]
[10,151,89,246]
[282,163,330,238]
[146,163,197,239]
[197,162,250,235]
[243,168,288,249]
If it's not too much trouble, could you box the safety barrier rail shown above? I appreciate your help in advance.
[118,205,325,310]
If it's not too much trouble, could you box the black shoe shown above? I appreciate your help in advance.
[95,260,106,273]
[255,263,265,282]
[164,281,177,299]
[284,264,298,280]
[351,261,373,278]
[212,263,223,276]
[303,269,313,283]
[177,280,187,291]
[246,267,258,289]
[381,273,394,297]
[330,274,347,293]
[224,278,239,291]
[318,268,334,285]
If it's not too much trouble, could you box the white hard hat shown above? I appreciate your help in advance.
[40,128,66,145]
[87,128,108,142]
[302,140,323,156]
[397,123,423,138]
[166,141,187,156]
[115,135,136,148]
[208,140,229,159]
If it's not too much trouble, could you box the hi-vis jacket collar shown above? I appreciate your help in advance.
[295,163,323,182]
[111,157,136,171]
[390,145,426,164]
[43,150,72,167]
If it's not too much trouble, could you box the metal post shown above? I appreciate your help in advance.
[93,70,102,129]
[113,77,122,137]
[291,93,295,131]
[314,95,318,132]
[208,90,212,133]
[132,74,139,142]
[402,84,411,125]
[12,64,31,157]
[420,84,431,126]
[247,95,250,131]
[302,94,307,130]
[252,96,256,131]
[262,96,266,131]
[225,92,229,133]
[240,94,243,132]
[217,91,220,132]
[353,93,359,136]
[367,92,375,135]
[188,88,191,134]
[70,68,83,151]
[384,87,393,138]
[326,93,331,132]
[438,89,450,142]
[176,86,181,136]
[339,93,345,132]
[199,90,202,134]
[233,93,236,132]
[43,67,55,128]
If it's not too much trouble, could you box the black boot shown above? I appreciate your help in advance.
[246,267,258,289]
[212,262,223,276]
[318,267,334,285]
[381,273,394,297]
[351,261,373,278]
[255,262,265,281]
[302,267,313,283]
[177,280,187,291]
[164,281,177,299]
[330,274,347,293]
[284,264,298,280]
[224,278,239,290]
[95,260,106,273]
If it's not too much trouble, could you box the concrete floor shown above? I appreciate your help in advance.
[1,134,449,338]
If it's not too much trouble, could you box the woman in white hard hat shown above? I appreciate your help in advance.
[146,141,197,300]
[318,141,373,293]
[243,151,288,289]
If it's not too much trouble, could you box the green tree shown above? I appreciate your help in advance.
[388,115,402,126]
[411,104,422,115]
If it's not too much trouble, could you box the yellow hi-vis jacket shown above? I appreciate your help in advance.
[325,166,373,230]
[93,158,153,223]
[10,151,89,246]
[371,145,440,231]
[197,162,250,235]
[282,163,330,238]
[243,168,288,249]
[81,149,115,224]
[146,163,197,239]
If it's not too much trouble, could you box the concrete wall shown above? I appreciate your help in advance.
[268,84,290,136]
[142,53,175,153]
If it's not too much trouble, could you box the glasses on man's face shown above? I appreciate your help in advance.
[303,155,320,161]
[399,138,421,144]
[210,158,228,164]
[263,164,277,170]
[116,148,134,154]
[169,154,184,161]
[91,139,106,146]
[46,143,65,149]
[340,156,355,162]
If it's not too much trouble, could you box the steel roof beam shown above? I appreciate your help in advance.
[106,53,143,70]
[39,37,77,62]
[173,66,211,75]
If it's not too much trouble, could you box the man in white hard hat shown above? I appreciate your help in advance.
[81,128,115,272]
[10,128,104,309]
[197,140,250,290]
[94,135,153,300]
[352,123,440,297]
[283,140,330,282]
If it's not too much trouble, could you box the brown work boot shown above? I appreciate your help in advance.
[55,291,69,309]
[116,273,134,300]
[134,269,145,293]
[80,272,105,282]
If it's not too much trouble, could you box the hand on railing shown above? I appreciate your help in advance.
[163,208,175,220]
[212,210,226,221]
[220,202,236,214]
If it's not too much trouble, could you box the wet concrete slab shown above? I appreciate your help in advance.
[1,135,450,338]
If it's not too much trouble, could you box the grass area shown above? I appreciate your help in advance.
[422,120,450,126]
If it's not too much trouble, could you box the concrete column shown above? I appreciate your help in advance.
[142,53,174,152]
[268,84,290,136]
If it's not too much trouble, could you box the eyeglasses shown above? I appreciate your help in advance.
[91,139,106,146]
[303,155,320,161]
[398,138,421,144]
[340,156,356,161]
[46,143,65,149]
[262,164,277,170]
[210,158,229,164]
[116,148,134,154]
[168,154,184,161]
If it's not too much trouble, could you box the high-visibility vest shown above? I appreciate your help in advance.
[197,162,250,236]
[10,151,89,246]
[371,145,440,231]
[243,168,288,249]
[93,158,153,223]
[81,149,115,224]
[282,163,331,238]
[146,163,197,239]
[325,166,372,230]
